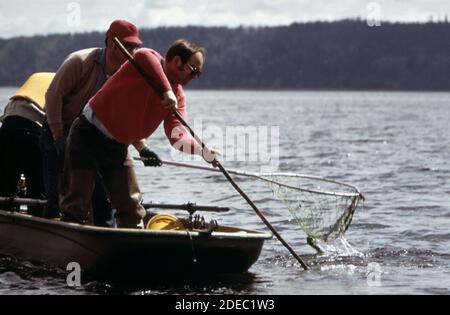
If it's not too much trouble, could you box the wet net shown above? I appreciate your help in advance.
[255,172,364,243]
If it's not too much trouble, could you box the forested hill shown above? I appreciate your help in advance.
[1,20,450,90]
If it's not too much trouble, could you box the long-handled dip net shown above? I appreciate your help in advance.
[156,160,364,246]
[257,172,364,243]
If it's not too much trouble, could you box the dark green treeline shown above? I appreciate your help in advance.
[1,20,449,90]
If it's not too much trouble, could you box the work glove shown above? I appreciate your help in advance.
[139,147,162,167]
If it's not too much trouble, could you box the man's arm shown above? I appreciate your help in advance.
[164,105,219,166]
[164,92,220,166]
[134,49,172,96]
[45,54,84,140]
[164,94,202,156]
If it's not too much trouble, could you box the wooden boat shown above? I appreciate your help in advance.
[0,204,272,284]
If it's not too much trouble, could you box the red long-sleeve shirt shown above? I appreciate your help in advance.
[89,48,199,153]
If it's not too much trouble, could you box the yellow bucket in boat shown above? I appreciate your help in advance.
[146,214,185,231]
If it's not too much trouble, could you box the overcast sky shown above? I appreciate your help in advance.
[0,0,448,38]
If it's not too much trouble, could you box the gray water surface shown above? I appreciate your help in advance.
[0,89,449,295]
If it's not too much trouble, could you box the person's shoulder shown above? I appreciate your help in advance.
[134,48,163,60]
[7,97,33,108]
[55,48,100,77]
[66,47,100,63]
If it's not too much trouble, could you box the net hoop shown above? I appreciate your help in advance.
[252,172,363,199]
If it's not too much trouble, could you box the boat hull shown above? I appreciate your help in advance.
[0,210,271,283]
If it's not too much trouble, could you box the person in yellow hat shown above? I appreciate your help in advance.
[0,72,55,215]
[41,20,148,226]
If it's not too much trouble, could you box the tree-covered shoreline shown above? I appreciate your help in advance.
[1,20,449,90]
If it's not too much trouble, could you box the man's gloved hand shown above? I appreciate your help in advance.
[53,137,66,158]
[139,147,162,167]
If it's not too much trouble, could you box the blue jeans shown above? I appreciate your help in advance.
[40,121,115,227]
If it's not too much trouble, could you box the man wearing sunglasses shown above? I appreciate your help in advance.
[59,39,219,228]
[41,20,143,226]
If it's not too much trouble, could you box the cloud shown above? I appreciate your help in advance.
[0,0,449,38]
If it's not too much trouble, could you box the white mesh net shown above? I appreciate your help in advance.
[255,173,364,242]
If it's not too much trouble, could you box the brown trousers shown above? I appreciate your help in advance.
[60,116,146,228]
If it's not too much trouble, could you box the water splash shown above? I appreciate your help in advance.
[307,235,363,257]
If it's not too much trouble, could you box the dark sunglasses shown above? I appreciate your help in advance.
[185,63,202,78]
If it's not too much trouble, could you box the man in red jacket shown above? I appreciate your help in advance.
[60,39,218,228]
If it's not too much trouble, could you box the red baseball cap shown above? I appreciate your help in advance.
[106,19,142,46]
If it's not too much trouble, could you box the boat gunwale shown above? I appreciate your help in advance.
[0,209,273,240]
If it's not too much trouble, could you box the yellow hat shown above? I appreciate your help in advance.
[11,72,55,109]
[146,214,185,231]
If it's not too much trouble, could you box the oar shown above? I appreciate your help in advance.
[143,202,229,213]
[0,197,229,213]
[115,37,309,270]
[0,197,46,207]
